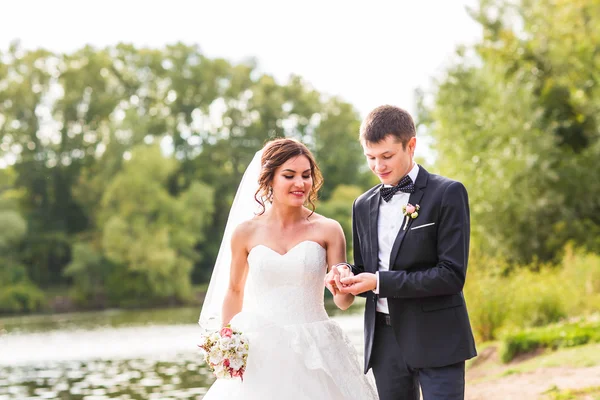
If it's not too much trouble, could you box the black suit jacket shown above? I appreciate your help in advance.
[350,166,477,372]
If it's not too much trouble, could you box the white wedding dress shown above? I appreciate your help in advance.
[202,240,378,399]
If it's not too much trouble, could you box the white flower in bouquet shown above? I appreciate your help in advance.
[236,343,249,354]
[208,348,223,365]
[229,356,244,370]
[198,325,249,381]
[213,363,228,379]
[218,336,236,351]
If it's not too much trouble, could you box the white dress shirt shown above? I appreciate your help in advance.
[374,163,420,314]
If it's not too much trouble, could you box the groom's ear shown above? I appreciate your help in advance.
[407,137,417,155]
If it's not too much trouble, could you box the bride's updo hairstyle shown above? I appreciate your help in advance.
[255,138,323,216]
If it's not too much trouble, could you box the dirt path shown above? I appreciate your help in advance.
[466,365,600,399]
[465,346,600,399]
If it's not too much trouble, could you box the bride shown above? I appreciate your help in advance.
[199,138,378,399]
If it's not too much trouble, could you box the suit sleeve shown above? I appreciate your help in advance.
[347,198,370,299]
[378,181,470,298]
[349,198,365,275]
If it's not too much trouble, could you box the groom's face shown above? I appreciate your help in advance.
[362,134,416,186]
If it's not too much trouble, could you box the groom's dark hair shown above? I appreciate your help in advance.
[359,105,416,148]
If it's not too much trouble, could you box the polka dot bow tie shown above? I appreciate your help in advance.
[380,175,415,202]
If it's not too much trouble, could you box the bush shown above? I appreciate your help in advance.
[0,282,46,313]
[464,245,600,342]
[560,244,600,315]
[63,242,112,308]
[500,319,600,363]
[507,268,567,329]
[463,254,512,341]
[464,253,567,341]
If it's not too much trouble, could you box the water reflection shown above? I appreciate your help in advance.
[1,357,212,400]
[0,300,365,399]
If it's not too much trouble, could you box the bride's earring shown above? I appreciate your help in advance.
[268,186,273,202]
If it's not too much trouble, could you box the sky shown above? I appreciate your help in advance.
[1,0,481,116]
[1,1,482,163]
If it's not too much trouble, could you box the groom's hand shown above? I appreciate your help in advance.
[339,273,377,295]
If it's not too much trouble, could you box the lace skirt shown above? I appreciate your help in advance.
[202,311,378,399]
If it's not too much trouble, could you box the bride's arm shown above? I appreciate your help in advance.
[221,224,250,327]
[325,219,355,310]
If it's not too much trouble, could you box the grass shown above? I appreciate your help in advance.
[500,318,600,362]
[544,385,600,399]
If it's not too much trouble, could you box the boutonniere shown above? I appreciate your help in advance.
[401,203,420,230]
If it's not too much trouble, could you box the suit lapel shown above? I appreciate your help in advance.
[367,187,381,273]
[388,167,429,269]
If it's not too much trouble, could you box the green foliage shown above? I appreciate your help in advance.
[63,242,110,307]
[0,282,45,313]
[0,41,368,309]
[560,244,600,315]
[318,185,364,261]
[0,185,45,313]
[508,268,567,329]
[312,100,372,200]
[463,252,512,341]
[420,0,600,263]
[500,319,600,363]
[0,169,27,251]
[0,210,27,249]
[64,144,215,306]
[19,232,71,287]
[104,267,158,308]
[0,168,24,211]
[465,246,600,342]
[0,264,29,285]
[544,385,600,400]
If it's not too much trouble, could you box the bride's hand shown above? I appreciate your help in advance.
[334,264,353,289]
[325,268,340,295]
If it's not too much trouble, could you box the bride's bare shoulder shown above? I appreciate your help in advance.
[233,217,261,235]
[231,216,266,248]
[309,211,343,235]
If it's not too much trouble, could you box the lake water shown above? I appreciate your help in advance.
[0,302,366,399]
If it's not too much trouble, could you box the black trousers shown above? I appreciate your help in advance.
[370,313,465,400]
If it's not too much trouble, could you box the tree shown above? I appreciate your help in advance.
[318,185,365,262]
[1,41,372,309]
[419,0,600,263]
[65,144,214,305]
[0,168,44,313]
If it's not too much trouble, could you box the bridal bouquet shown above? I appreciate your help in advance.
[198,325,249,380]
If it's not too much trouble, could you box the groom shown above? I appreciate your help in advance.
[327,105,477,400]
